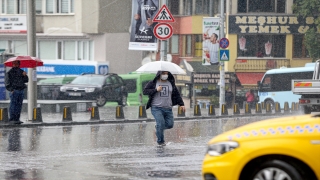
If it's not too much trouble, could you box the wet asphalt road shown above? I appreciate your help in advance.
[0,115,281,180]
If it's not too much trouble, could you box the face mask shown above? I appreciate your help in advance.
[161,74,168,80]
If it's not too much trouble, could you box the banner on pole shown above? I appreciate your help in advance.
[202,17,220,66]
[128,0,159,51]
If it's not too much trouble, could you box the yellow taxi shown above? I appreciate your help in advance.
[202,114,320,180]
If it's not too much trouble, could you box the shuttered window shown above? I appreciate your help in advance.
[36,0,42,14]
[19,0,26,14]
[6,0,14,14]
[46,0,54,13]
[45,0,73,14]
[61,0,68,13]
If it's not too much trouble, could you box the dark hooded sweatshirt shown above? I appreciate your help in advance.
[143,71,184,109]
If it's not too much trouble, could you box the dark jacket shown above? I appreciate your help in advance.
[5,67,29,92]
[143,71,184,109]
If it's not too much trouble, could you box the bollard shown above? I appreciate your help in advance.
[275,102,281,114]
[221,104,228,115]
[291,102,296,112]
[138,105,147,118]
[284,102,290,113]
[266,103,272,114]
[90,106,100,120]
[233,103,240,115]
[244,102,251,114]
[33,107,43,123]
[208,104,215,116]
[177,105,185,117]
[116,105,125,119]
[193,104,201,116]
[0,108,9,123]
[295,102,300,111]
[261,102,265,110]
[62,106,72,121]
[255,103,262,114]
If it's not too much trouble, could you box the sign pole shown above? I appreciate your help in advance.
[161,0,167,61]
[219,0,225,116]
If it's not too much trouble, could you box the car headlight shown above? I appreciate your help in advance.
[85,87,95,92]
[60,86,66,92]
[206,141,239,156]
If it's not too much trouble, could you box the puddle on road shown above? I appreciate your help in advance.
[147,170,182,178]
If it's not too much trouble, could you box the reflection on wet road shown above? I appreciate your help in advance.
[0,116,277,179]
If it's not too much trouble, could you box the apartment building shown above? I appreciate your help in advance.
[0,0,143,74]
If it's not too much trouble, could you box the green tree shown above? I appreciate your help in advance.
[292,0,320,61]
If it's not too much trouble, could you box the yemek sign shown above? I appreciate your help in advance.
[229,15,318,34]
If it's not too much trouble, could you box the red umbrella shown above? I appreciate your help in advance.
[4,55,44,68]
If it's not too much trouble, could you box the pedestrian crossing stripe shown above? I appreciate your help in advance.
[153,5,175,23]
[219,49,230,61]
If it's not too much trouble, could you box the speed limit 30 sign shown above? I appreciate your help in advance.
[153,23,173,40]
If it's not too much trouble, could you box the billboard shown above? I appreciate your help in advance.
[129,0,159,51]
[202,17,220,66]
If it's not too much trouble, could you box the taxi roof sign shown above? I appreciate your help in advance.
[153,4,175,23]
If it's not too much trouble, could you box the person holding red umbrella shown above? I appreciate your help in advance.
[4,60,29,124]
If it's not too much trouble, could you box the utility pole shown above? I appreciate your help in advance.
[219,0,225,115]
[27,0,37,120]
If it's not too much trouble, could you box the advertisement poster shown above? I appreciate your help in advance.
[202,17,220,66]
[129,0,159,51]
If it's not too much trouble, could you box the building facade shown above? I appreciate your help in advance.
[0,0,144,74]
[0,0,314,103]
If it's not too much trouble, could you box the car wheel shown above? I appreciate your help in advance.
[96,94,107,107]
[303,106,311,114]
[118,94,127,106]
[249,160,302,180]
[265,99,274,110]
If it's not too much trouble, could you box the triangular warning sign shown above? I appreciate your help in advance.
[153,5,175,23]
[221,52,229,61]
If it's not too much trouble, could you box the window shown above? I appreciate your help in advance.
[36,0,42,14]
[78,41,91,60]
[195,0,210,15]
[185,35,192,56]
[238,0,286,13]
[13,40,27,55]
[0,41,7,49]
[167,35,179,54]
[195,34,202,57]
[1,0,26,14]
[237,35,286,58]
[46,0,74,14]
[167,0,179,15]
[260,72,313,92]
[64,41,75,60]
[183,0,192,15]
[293,35,309,58]
[57,41,62,59]
[39,41,56,60]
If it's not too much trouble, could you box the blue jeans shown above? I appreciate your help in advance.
[151,107,174,144]
[9,90,24,121]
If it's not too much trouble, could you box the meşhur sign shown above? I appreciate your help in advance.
[229,15,318,34]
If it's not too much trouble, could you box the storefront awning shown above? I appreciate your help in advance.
[236,72,264,86]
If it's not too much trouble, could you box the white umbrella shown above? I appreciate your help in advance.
[136,61,186,75]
